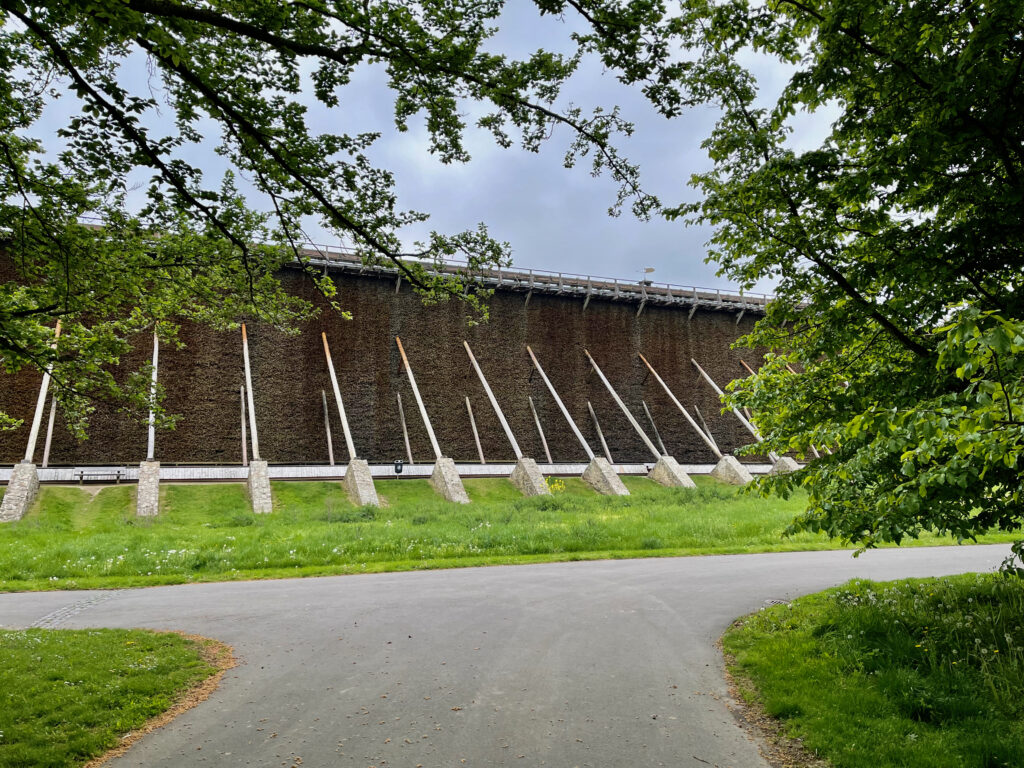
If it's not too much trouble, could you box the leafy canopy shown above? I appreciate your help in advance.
[656,0,1024,560]
[0,0,661,432]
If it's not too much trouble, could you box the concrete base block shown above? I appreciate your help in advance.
[581,456,629,496]
[344,458,380,507]
[647,455,696,489]
[247,460,274,514]
[769,456,801,475]
[510,457,550,497]
[136,461,161,517]
[429,457,470,504]
[0,461,38,522]
[709,455,754,486]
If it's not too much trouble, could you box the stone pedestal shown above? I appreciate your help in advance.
[647,455,696,489]
[136,461,161,517]
[344,459,380,507]
[769,456,801,475]
[581,456,630,496]
[709,455,753,486]
[510,457,550,497]
[0,461,39,522]
[429,457,470,504]
[247,460,273,514]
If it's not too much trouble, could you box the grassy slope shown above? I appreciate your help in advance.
[0,477,1014,591]
[0,629,216,768]
[723,575,1024,768]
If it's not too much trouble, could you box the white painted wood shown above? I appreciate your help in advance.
[692,403,722,455]
[41,395,57,468]
[395,336,443,460]
[586,400,613,463]
[466,397,486,464]
[24,321,60,463]
[526,346,594,460]
[147,332,158,460]
[464,341,522,459]
[322,333,357,460]
[638,353,721,458]
[241,324,261,460]
[641,400,667,456]
[584,350,662,461]
[240,385,248,467]
[396,392,414,464]
[529,396,553,464]
[322,389,335,466]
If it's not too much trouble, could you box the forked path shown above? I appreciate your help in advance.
[0,545,1010,767]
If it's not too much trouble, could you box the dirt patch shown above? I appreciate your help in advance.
[83,632,237,768]
[719,629,830,768]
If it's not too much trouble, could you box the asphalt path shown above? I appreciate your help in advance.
[0,544,1010,768]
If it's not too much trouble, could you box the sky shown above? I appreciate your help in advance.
[35,3,831,295]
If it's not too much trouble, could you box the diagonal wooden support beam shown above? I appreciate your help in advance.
[322,333,357,460]
[529,396,553,464]
[241,324,261,461]
[527,346,594,461]
[584,350,662,462]
[641,400,667,456]
[396,336,443,461]
[466,396,486,464]
[638,353,721,459]
[587,400,613,463]
[24,321,61,463]
[691,358,779,463]
[396,392,414,465]
[464,341,522,459]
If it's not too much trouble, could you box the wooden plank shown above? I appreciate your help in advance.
[396,392,414,464]
[587,400,613,463]
[526,346,594,460]
[395,336,443,460]
[466,397,486,464]
[241,323,261,460]
[240,384,248,467]
[464,341,522,459]
[529,396,553,464]
[41,395,57,468]
[24,321,60,463]
[584,350,662,461]
[322,389,335,466]
[641,400,667,455]
[637,353,721,458]
[322,332,357,460]
[146,332,158,461]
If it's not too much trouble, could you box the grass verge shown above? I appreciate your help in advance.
[0,629,230,768]
[0,476,1015,592]
[723,574,1024,768]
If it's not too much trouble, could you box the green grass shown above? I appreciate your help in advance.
[0,629,217,768]
[0,477,1015,592]
[723,574,1024,768]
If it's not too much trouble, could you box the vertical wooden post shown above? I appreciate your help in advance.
[146,332,159,461]
[528,396,553,464]
[526,346,594,460]
[466,397,486,464]
[41,395,57,468]
[395,336,443,460]
[322,389,335,466]
[240,384,248,467]
[463,341,522,459]
[24,321,61,463]
[637,353,722,458]
[322,333,357,460]
[641,400,667,455]
[396,392,414,464]
[587,400,613,463]
[241,324,260,460]
[584,350,662,461]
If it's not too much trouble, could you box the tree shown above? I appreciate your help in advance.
[653,0,1024,562]
[0,0,659,433]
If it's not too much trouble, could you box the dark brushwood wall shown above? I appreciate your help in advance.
[0,267,765,465]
